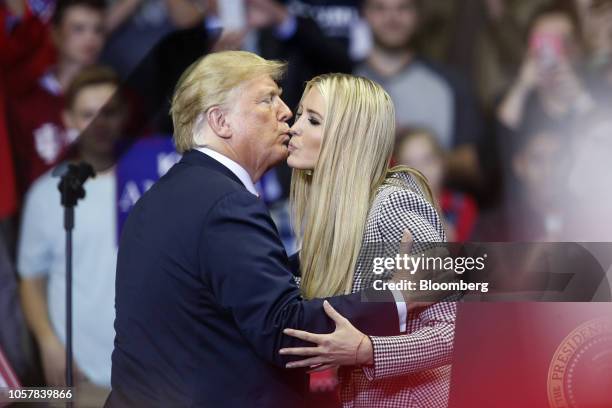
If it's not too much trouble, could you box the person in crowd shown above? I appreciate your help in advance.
[496,2,594,132]
[101,0,207,79]
[564,111,612,240]
[285,0,368,60]
[574,0,612,99]
[7,0,106,196]
[447,0,546,108]
[356,0,484,188]
[575,0,612,63]
[492,2,599,210]
[18,66,124,405]
[244,0,353,115]
[107,51,429,408]
[475,120,565,241]
[394,128,478,242]
[280,73,455,408]
[1,0,57,97]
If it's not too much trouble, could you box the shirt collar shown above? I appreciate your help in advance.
[195,147,259,196]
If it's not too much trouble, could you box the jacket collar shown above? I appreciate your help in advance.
[180,149,246,189]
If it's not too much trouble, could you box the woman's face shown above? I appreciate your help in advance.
[396,134,444,193]
[287,87,325,170]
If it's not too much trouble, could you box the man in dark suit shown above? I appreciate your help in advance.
[106,51,405,408]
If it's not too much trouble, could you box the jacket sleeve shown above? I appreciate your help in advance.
[200,190,399,368]
[362,188,457,380]
[363,301,456,380]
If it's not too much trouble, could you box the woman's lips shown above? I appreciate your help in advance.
[288,143,297,152]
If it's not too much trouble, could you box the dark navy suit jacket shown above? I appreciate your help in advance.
[106,150,399,407]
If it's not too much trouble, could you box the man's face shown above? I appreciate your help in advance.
[364,0,418,50]
[53,6,105,66]
[575,0,612,55]
[225,74,292,176]
[64,83,124,157]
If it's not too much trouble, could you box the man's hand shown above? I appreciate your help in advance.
[38,335,84,386]
[280,301,373,371]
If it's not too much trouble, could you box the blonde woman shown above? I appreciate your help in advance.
[280,74,456,408]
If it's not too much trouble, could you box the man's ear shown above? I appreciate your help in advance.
[206,106,232,139]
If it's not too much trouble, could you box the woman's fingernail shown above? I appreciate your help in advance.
[279,349,286,354]
[286,363,294,368]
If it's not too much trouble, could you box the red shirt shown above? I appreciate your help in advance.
[7,73,73,196]
[0,3,56,98]
[0,83,17,218]
[440,188,478,242]
[1,2,56,215]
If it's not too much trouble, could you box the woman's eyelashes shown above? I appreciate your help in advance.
[296,111,320,126]
[308,117,320,126]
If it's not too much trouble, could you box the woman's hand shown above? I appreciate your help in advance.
[280,300,373,372]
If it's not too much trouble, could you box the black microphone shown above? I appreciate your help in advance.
[57,162,96,208]
[56,161,95,394]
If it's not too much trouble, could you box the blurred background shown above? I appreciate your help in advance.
[1,0,612,406]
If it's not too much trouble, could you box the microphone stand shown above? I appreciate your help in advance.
[57,162,95,405]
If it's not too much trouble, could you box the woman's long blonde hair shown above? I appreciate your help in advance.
[290,74,434,299]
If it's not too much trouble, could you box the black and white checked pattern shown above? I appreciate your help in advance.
[340,171,457,408]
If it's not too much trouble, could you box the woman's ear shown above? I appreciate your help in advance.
[207,106,232,139]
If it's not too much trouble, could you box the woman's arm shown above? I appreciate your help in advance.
[364,182,457,379]
[362,300,456,380]
[279,297,456,376]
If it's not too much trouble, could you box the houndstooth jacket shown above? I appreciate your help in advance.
[339,171,457,408]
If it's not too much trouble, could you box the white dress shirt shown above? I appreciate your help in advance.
[196,147,407,332]
[196,147,258,196]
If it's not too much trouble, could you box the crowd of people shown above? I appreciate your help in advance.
[1,0,611,405]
